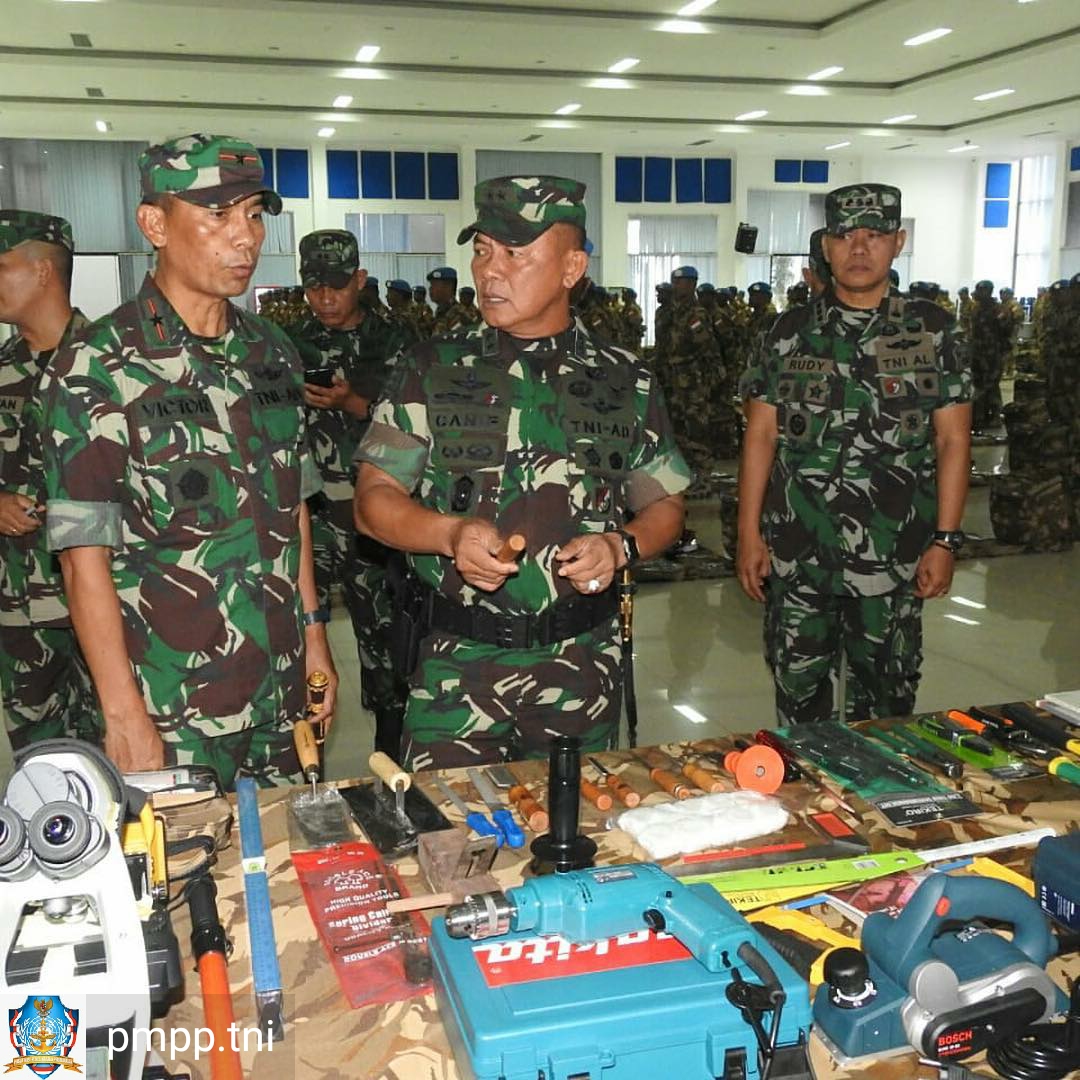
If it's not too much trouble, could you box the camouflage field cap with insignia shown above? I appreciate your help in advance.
[299,229,359,288]
[457,175,587,246]
[825,183,902,235]
[139,133,282,214]
[0,210,75,255]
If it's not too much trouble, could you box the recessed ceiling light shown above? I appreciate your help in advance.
[317,127,336,138]
[94,119,110,133]
[787,85,829,96]
[883,113,917,124]
[354,44,380,62]
[973,88,1014,101]
[608,57,639,73]
[332,94,353,108]
[807,66,844,80]
[825,140,851,150]
[948,144,978,152]
[735,109,768,121]
[589,78,633,89]
[904,27,952,47]
[337,68,387,80]
[658,19,708,33]
[555,102,582,115]
[677,0,716,14]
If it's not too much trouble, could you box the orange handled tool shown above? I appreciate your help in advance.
[187,874,243,1080]
[509,784,549,832]
[682,761,727,793]
[587,757,641,807]
[496,534,527,562]
[649,766,692,799]
[723,745,785,795]
[580,777,614,811]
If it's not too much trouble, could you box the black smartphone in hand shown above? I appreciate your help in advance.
[304,367,336,389]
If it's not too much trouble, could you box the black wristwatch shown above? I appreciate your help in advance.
[932,529,965,554]
[612,527,639,569]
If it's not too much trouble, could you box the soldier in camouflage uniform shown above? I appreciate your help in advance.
[620,288,645,355]
[354,175,690,769]
[738,183,972,725]
[458,286,484,327]
[785,282,810,310]
[41,133,338,788]
[970,279,1006,432]
[385,278,421,339]
[664,265,723,482]
[427,266,472,334]
[361,275,390,319]
[652,282,674,381]
[958,286,973,333]
[572,276,619,343]
[998,286,1024,378]
[0,211,98,749]
[410,285,436,339]
[290,231,416,756]
[746,282,778,346]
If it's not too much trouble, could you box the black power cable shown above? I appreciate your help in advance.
[987,979,1080,1080]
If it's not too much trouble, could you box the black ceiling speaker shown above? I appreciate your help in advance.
[735,222,759,254]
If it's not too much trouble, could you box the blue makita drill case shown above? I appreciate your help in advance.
[430,868,813,1080]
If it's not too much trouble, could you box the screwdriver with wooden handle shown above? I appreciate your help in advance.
[681,760,727,793]
[369,751,411,820]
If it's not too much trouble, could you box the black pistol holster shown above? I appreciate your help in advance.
[387,554,429,679]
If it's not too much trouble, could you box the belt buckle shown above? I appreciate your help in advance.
[494,613,530,649]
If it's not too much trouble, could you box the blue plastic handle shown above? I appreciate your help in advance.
[466,810,503,847]
[493,808,525,849]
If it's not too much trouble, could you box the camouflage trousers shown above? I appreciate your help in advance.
[311,508,406,756]
[971,348,1004,430]
[0,622,99,750]
[667,358,721,479]
[402,617,624,770]
[163,716,301,791]
[764,575,923,725]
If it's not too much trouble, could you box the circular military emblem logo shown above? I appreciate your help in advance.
[440,445,464,459]
[568,380,591,398]
[178,467,210,502]
[467,443,494,461]
[609,451,624,470]
[903,413,922,432]
[585,446,602,467]
[788,413,807,437]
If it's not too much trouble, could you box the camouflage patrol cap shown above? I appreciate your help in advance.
[0,210,74,255]
[671,265,698,281]
[457,175,587,247]
[299,229,359,288]
[427,266,457,282]
[386,278,411,296]
[139,133,282,214]
[825,183,902,235]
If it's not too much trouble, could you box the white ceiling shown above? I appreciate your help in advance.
[2,0,1078,159]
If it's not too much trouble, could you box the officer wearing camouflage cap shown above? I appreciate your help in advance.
[288,229,415,756]
[0,210,98,750]
[41,133,337,787]
[738,182,972,725]
[354,175,689,767]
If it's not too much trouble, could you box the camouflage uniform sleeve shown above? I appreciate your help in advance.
[353,346,431,492]
[41,336,128,551]
[625,366,693,511]
[738,322,783,403]
[934,314,973,408]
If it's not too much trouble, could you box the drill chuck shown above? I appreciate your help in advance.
[444,890,516,940]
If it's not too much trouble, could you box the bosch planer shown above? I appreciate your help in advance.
[430,863,814,1080]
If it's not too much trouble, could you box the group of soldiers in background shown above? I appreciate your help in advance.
[259,265,485,341]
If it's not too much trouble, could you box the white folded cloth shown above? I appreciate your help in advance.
[617,790,789,860]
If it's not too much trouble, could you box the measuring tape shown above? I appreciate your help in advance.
[237,776,285,1038]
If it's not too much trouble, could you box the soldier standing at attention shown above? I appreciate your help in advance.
[620,288,645,355]
[427,266,471,334]
[737,183,972,725]
[42,134,338,786]
[354,176,689,769]
[361,275,389,319]
[998,286,1024,378]
[746,282,778,343]
[290,231,414,757]
[0,212,97,748]
[970,279,1006,432]
[386,278,420,338]
[411,283,436,338]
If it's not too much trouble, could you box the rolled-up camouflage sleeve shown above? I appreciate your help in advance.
[353,348,431,492]
[41,338,128,551]
[625,367,692,511]
[738,331,781,404]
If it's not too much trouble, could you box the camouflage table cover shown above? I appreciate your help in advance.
[161,725,1080,1079]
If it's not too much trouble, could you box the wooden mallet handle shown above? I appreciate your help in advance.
[683,762,727,793]
[369,752,411,791]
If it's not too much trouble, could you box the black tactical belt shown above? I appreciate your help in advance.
[426,587,619,649]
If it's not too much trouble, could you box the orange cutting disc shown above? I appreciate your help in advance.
[723,745,785,794]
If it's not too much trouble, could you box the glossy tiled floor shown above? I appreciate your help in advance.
[321,437,1080,778]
